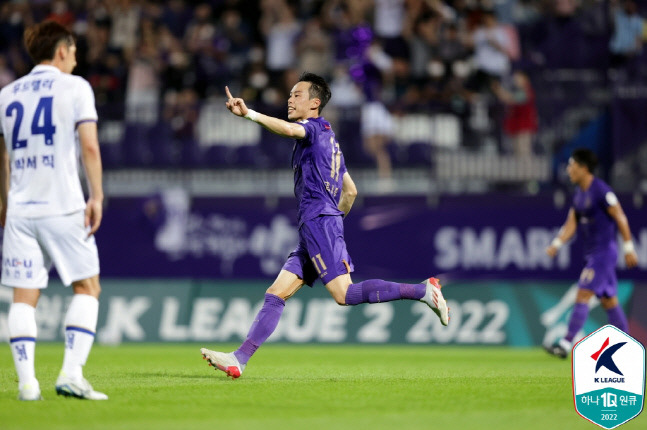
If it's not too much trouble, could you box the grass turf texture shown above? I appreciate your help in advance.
[1,344,645,430]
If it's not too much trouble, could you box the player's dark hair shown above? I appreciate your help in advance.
[571,148,598,173]
[24,21,75,64]
[298,72,331,114]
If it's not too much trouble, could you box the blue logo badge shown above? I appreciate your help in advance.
[573,325,645,429]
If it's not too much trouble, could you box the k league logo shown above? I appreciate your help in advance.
[572,325,645,429]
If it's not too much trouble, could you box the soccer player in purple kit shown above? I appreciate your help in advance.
[200,72,449,378]
[544,148,638,358]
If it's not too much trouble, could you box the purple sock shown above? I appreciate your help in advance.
[344,279,426,305]
[234,293,285,364]
[606,305,629,333]
[565,302,589,342]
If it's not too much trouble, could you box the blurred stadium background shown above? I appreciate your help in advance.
[0,0,646,349]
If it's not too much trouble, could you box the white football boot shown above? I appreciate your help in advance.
[55,372,108,400]
[420,277,449,326]
[200,348,245,379]
[18,379,43,401]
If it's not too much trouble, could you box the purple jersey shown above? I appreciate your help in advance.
[292,117,346,226]
[572,177,618,257]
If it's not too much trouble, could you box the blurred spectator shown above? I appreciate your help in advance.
[329,64,364,109]
[360,55,396,185]
[108,0,140,54]
[409,12,441,82]
[84,18,127,114]
[491,70,538,157]
[409,11,470,104]
[260,0,302,81]
[87,47,127,113]
[526,0,592,68]
[438,22,470,69]
[296,15,333,79]
[162,88,201,165]
[244,52,271,101]
[160,26,194,94]
[330,0,396,182]
[218,8,253,76]
[184,3,229,97]
[554,0,579,17]
[161,0,193,40]
[0,54,16,88]
[509,0,542,25]
[465,8,514,95]
[184,3,216,55]
[609,0,644,72]
[328,0,372,64]
[125,22,162,125]
[4,0,640,173]
[46,0,74,28]
[0,2,34,54]
[373,0,408,57]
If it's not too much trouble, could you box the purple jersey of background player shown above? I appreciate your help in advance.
[292,117,346,226]
[572,177,618,258]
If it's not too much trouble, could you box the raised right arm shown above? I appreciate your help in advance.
[225,86,305,139]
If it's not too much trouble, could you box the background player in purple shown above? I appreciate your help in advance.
[544,148,638,358]
[200,72,449,378]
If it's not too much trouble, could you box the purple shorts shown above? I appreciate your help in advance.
[578,252,618,298]
[282,215,354,286]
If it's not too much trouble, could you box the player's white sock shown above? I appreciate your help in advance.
[8,303,38,386]
[61,294,99,380]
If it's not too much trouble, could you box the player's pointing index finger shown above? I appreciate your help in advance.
[225,86,233,100]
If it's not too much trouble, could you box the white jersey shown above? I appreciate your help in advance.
[0,64,97,218]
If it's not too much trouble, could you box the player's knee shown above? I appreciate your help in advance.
[326,276,351,305]
[328,286,348,305]
[575,288,594,303]
[267,286,290,301]
[333,294,346,306]
[72,276,101,298]
[266,277,304,301]
[600,296,618,309]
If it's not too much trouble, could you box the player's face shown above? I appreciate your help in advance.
[287,81,319,121]
[567,157,587,185]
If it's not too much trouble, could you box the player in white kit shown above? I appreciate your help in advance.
[0,21,107,400]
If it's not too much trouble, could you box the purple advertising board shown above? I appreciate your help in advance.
[94,192,647,281]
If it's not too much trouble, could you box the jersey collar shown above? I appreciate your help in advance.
[30,64,62,75]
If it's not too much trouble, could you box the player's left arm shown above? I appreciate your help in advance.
[0,135,8,227]
[547,208,577,258]
[225,86,306,139]
[338,171,357,217]
[78,121,104,237]
[607,200,638,268]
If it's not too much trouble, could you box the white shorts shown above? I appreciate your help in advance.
[361,101,394,137]
[1,211,100,288]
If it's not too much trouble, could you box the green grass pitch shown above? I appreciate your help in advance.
[1,344,645,430]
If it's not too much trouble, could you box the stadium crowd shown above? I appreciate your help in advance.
[0,0,645,182]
